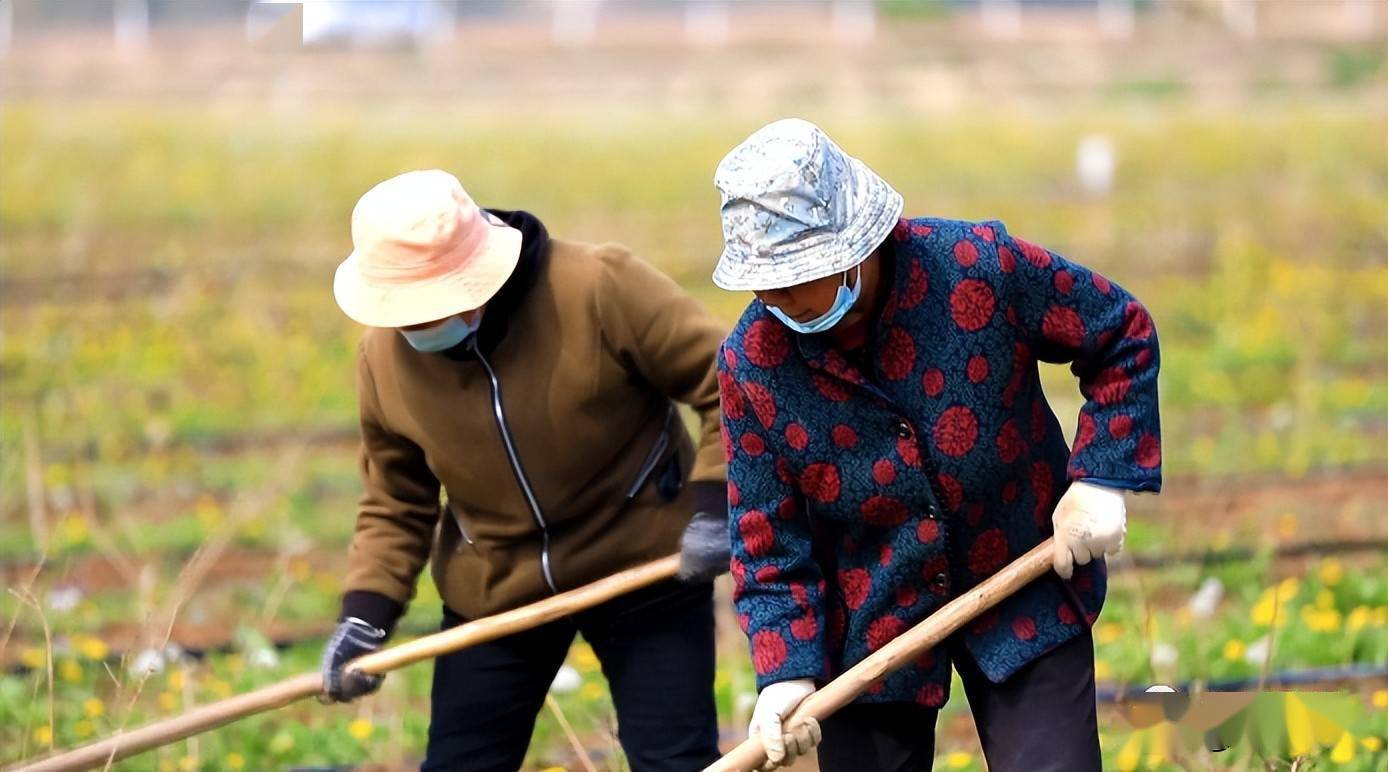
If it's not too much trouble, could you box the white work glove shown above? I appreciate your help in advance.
[1051,480,1127,580]
[749,678,821,770]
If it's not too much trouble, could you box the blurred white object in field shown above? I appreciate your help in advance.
[47,586,84,613]
[1076,134,1117,198]
[552,0,600,47]
[249,647,280,669]
[1151,642,1179,671]
[130,648,166,677]
[1189,577,1225,620]
[1244,636,1271,667]
[832,0,876,45]
[550,664,582,694]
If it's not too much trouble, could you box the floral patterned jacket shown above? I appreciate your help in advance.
[720,217,1162,706]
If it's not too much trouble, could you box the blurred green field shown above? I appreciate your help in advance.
[2,95,1386,771]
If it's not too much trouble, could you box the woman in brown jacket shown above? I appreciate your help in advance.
[320,170,729,771]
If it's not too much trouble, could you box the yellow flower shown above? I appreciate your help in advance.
[33,725,53,745]
[289,558,311,582]
[83,697,105,718]
[1362,735,1383,751]
[1277,576,1300,599]
[572,643,600,673]
[580,682,606,702]
[540,768,567,772]
[1095,622,1123,645]
[1347,606,1370,632]
[1315,589,1335,610]
[159,691,178,711]
[168,669,186,690]
[1222,639,1246,661]
[178,755,198,771]
[58,515,90,545]
[1371,690,1388,709]
[1330,731,1356,763]
[946,752,973,769]
[1300,606,1342,634]
[1252,596,1278,627]
[1318,558,1344,586]
[208,679,232,699]
[74,720,94,739]
[348,718,374,740]
[20,648,45,669]
[1094,660,1113,680]
[225,753,244,770]
[76,635,109,661]
[60,660,82,683]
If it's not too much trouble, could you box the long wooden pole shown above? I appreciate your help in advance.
[707,539,1056,772]
[12,555,682,772]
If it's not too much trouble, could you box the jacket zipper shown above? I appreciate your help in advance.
[625,403,676,501]
[447,502,475,552]
[471,340,559,595]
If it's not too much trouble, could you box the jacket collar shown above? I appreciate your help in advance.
[444,209,550,361]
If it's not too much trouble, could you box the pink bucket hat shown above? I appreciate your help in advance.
[333,170,523,328]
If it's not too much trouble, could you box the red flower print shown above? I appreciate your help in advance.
[1108,414,1133,439]
[916,518,940,544]
[721,423,734,463]
[949,279,996,332]
[744,319,791,368]
[740,432,766,456]
[1088,366,1132,406]
[727,481,740,507]
[1124,301,1154,341]
[777,496,797,520]
[738,614,750,633]
[1031,400,1049,442]
[832,424,858,448]
[820,350,865,384]
[723,347,738,369]
[1058,602,1078,626]
[800,463,843,503]
[954,239,979,267]
[935,472,963,511]
[862,495,909,527]
[718,372,745,419]
[752,630,788,675]
[922,368,945,397]
[785,423,810,450]
[897,586,919,608]
[1091,272,1112,294]
[901,262,929,309]
[1002,481,1019,503]
[916,683,946,707]
[873,459,897,485]
[775,458,795,485]
[966,503,985,527]
[812,374,852,402]
[998,245,1017,274]
[1134,348,1152,369]
[1072,413,1096,455]
[915,649,936,671]
[910,223,934,238]
[1136,433,1161,468]
[996,419,1024,463]
[892,219,911,241]
[742,381,778,430]
[1031,461,1054,527]
[1002,342,1030,408]
[1014,237,1052,269]
[739,511,774,557]
[971,224,995,243]
[838,568,871,610]
[790,610,818,641]
[867,615,906,652]
[880,326,917,381]
[1041,306,1086,349]
[933,406,979,457]
[755,565,780,583]
[968,528,1009,576]
[897,436,922,468]
[879,545,894,567]
[1012,616,1037,641]
[966,355,990,384]
[1054,269,1074,294]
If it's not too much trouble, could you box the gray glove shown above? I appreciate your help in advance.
[679,488,731,582]
[319,617,386,702]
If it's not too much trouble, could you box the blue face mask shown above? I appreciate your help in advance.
[767,266,862,334]
[399,311,482,353]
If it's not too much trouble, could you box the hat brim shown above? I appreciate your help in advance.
[334,222,523,328]
[711,158,904,292]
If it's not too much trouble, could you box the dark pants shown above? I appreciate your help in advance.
[817,629,1102,772]
[421,579,720,772]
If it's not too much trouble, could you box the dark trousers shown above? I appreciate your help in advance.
[817,629,1102,772]
[421,579,720,772]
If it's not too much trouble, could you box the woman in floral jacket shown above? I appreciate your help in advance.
[712,119,1162,772]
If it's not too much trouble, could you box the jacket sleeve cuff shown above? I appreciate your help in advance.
[1077,476,1161,494]
[690,480,729,519]
[340,590,405,636]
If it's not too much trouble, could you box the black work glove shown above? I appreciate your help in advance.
[678,482,731,583]
[320,591,400,703]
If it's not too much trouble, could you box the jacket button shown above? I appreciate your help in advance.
[896,421,913,438]
[926,504,940,519]
[932,573,949,588]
